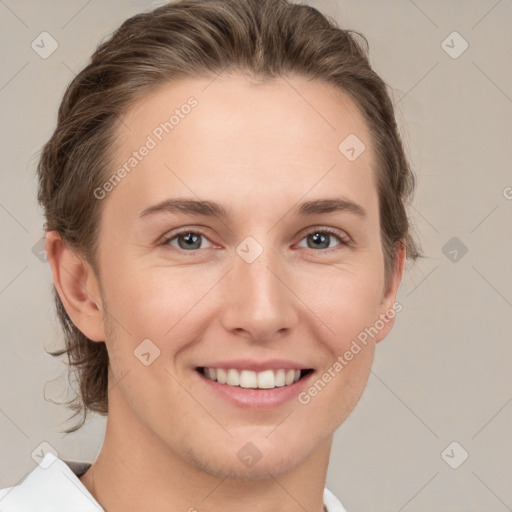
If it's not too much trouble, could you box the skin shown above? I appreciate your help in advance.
[46,74,405,512]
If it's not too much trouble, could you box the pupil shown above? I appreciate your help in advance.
[180,232,200,250]
[310,232,328,249]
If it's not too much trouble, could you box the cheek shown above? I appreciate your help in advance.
[100,256,198,339]
[304,267,383,345]
[297,269,381,416]
[296,286,376,427]
[301,346,375,433]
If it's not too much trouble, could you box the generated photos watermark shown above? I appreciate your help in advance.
[298,300,403,405]
[94,96,198,200]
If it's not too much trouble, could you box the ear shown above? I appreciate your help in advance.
[45,231,106,342]
[374,239,406,344]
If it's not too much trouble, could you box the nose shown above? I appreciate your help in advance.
[219,240,299,343]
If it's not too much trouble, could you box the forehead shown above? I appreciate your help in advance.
[106,73,378,221]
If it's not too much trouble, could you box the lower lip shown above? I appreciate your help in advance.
[196,370,315,409]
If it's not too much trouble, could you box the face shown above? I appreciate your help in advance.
[87,74,403,479]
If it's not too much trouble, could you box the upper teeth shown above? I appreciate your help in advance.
[202,368,302,389]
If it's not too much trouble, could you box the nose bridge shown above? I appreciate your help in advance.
[236,235,285,306]
[221,234,297,338]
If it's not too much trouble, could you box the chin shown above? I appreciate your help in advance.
[184,441,312,481]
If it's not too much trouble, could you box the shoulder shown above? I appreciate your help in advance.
[324,486,348,512]
[0,453,102,511]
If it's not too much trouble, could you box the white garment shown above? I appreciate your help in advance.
[0,453,347,511]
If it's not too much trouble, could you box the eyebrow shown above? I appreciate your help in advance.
[139,197,367,220]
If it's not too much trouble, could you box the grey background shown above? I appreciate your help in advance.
[0,0,511,510]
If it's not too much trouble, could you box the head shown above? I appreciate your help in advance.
[39,0,421,479]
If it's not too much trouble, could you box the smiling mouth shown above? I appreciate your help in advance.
[196,367,314,390]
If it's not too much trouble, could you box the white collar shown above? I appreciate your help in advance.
[0,453,346,511]
[0,452,101,511]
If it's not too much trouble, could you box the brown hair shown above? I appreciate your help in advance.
[37,0,422,433]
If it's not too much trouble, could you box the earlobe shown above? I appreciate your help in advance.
[375,239,407,344]
[45,231,106,342]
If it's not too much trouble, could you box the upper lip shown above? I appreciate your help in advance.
[197,359,313,372]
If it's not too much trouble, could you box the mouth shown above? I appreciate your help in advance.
[195,366,316,411]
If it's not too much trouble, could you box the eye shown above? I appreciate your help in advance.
[296,227,351,251]
[159,226,351,253]
[161,229,214,251]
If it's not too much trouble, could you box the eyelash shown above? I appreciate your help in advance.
[159,226,352,254]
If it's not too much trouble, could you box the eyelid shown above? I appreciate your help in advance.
[297,225,352,244]
[157,225,216,246]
